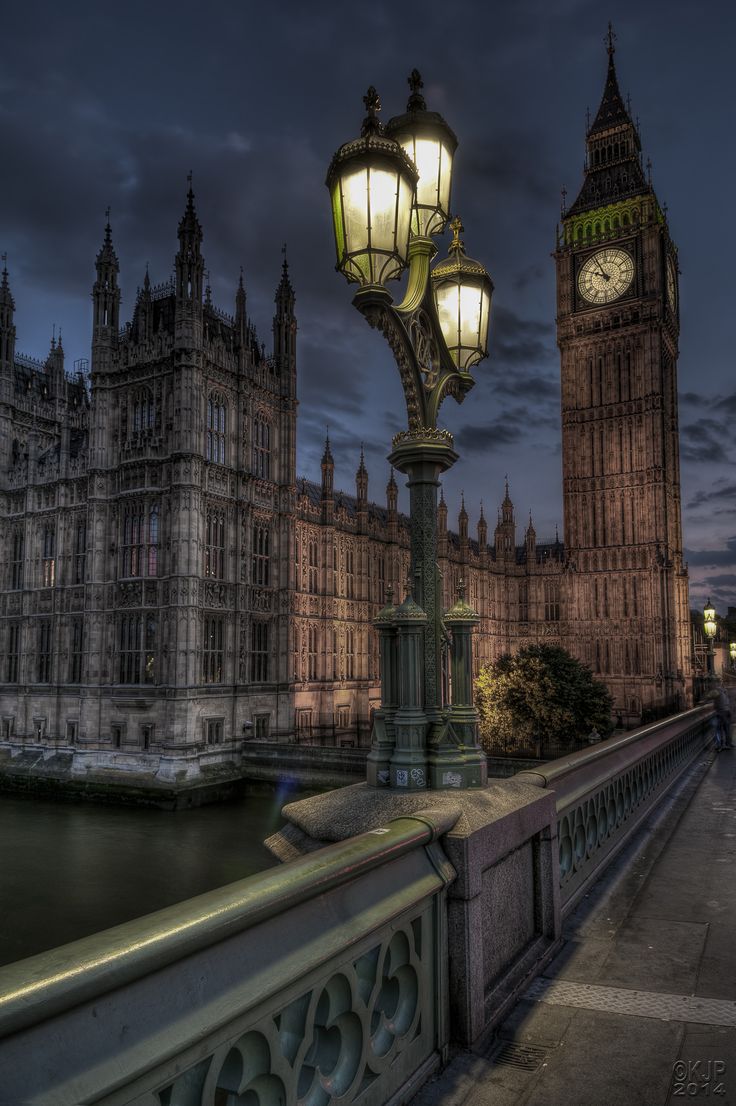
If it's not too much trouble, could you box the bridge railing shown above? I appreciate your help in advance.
[516,703,714,913]
[0,809,458,1106]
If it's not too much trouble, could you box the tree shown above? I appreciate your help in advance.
[475,643,613,753]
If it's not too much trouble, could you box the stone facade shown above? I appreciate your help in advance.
[0,48,692,777]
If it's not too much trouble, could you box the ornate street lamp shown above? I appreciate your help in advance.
[327,72,493,791]
[730,641,736,669]
[703,599,717,684]
[326,87,418,288]
[432,216,494,371]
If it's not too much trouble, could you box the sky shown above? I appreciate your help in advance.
[1,0,734,612]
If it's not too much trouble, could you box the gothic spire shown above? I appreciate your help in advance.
[92,214,121,337]
[0,254,14,369]
[321,429,334,466]
[0,255,14,311]
[567,28,648,217]
[275,243,295,315]
[178,174,203,248]
[589,24,630,136]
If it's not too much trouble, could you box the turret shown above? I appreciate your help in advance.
[477,501,488,549]
[356,445,368,504]
[45,330,64,390]
[321,432,334,524]
[458,492,468,545]
[175,179,204,311]
[133,267,153,344]
[525,512,537,564]
[495,480,516,561]
[0,257,16,372]
[91,215,120,358]
[273,248,296,383]
[235,268,247,350]
[437,486,448,558]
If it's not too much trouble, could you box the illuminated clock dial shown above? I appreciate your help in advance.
[577,248,635,305]
[666,257,677,311]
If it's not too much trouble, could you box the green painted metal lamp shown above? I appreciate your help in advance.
[326,70,493,791]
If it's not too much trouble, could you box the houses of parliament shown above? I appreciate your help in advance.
[0,44,693,776]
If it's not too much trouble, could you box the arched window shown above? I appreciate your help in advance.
[132,389,155,432]
[252,416,271,479]
[205,509,226,578]
[202,616,224,683]
[308,625,318,680]
[207,394,227,464]
[308,540,318,594]
[119,614,157,684]
[252,524,270,586]
[622,212,630,226]
[122,502,159,578]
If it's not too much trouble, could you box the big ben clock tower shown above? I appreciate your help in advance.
[557,28,692,720]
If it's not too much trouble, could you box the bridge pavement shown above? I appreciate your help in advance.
[412,740,736,1106]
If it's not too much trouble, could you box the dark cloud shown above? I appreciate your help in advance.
[686,483,736,510]
[487,306,556,374]
[680,419,730,465]
[684,537,736,567]
[1,0,735,567]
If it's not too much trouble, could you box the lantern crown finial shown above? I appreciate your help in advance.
[361,87,383,136]
[407,69,426,112]
[448,215,465,254]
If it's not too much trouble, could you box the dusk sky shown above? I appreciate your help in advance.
[1,0,734,611]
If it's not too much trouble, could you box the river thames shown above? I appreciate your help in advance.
[0,784,316,967]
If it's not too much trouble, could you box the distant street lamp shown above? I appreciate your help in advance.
[703,599,717,685]
[326,72,493,790]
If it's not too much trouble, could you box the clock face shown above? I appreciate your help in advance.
[666,257,677,310]
[577,248,635,305]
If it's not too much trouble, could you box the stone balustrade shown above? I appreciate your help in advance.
[0,809,458,1106]
[0,705,717,1103]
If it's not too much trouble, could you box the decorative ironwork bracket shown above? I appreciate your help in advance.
[352,238,474,431]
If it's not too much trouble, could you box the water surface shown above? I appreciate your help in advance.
[0,784,314,966]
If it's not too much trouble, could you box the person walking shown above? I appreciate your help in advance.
[712,686,732,751]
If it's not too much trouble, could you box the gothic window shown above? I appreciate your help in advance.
[10,528,23,590]
[632,577,638,616]
[203,616,224,683]
[132,389,155,432]
[308,625,318,680]
[69,618,84,683]
[252,416,271,479]
[377,555,385,605]
[544,581,560,621]
[346,628,355,679]
[346,549,355,599]
[206,394,227,464]
[252,525,270,586]
[251,620,269,682]
[623,578,628,617]
[41,525,55,588]
[122,502,159,578]
[205,509,226,579]
[74,518,86,585]
[603,579,609,618]
[5,623,20,683]
[37,621,52,683]
[593,579,599,619]
[308,540,318,594]
[595,640,601,674]
[119,614,156,684]
[206,719,224,745]
[518,581,528,621]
